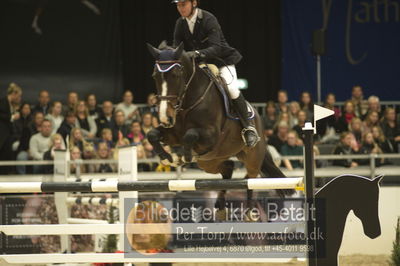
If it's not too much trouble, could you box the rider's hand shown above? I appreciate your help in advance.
[186,50,205,59]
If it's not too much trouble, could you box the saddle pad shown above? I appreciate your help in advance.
[199,64,220,77]
[200,66,255,121]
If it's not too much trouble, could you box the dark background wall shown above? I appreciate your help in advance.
[0,0,282,104]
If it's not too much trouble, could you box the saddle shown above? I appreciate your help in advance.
[199,64,255,121]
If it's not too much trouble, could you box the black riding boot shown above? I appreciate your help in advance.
[232,93,260,147]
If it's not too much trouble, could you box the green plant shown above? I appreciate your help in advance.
[102,205,119,253]
[390,217,400,266]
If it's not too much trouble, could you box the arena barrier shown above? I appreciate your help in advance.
[0,105,334,265]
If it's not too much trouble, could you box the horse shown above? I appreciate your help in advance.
[146,42,293,209]
[313,174,383,266]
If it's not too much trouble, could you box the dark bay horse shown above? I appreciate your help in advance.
[313,174,383,266]
[146,42,292,204]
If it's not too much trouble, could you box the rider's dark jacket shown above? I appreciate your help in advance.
[173,8,242,67]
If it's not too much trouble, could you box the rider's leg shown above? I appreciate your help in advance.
[220,65,260,147]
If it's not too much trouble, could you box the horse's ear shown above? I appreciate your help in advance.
[158,40,168,50]
[174,42,184,59]
[373,175,384,185]
[147,43,161,59]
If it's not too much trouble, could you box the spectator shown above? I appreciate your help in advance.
[359,132,385,166]
[69,128,85,153]
[336,100,356,133]
[281,131,303,170]
[275,112,291,130]
[96,101,114,137]
[299,91,314,119]
[116,90,140,125]
[57,111,76,142]
[324,93,341,120]
[70,146,86,175]
[0,82,22,174]
[263,101,277,137]
[94,142,116,173]
[288,101,301,127]
[75,100,97,138]
[351,85,368,117]
[113,138,131,160]
[137,144,152,172]
[349,117,364,146]
[43,133,66,173]
[100,128,114,149]
[29,119,52,173]
[292,110,307,140]
[17,111,45,174]
[332,132,361,168]
[85,93,102,119]
[371,125,395,153]
[12,103,32,152]
[63,91,79,115]
[127,120,145,145]
[141,112,154,136]
[276,90,289,115]
[363,111,380,132]
[32,90,51,115]
[140,93,158,117]
[380,107,400,151]
[111,110,129,142]
[363,96,381,119]
[268,121,289,152]
[46,101,64,134]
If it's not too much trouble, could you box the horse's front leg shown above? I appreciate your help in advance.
[147,128,173,164]
[182,128,201,163]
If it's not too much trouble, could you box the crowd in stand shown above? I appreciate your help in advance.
[0,83,399,175]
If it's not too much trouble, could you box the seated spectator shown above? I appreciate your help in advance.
[63,91,79,115]
[336,100,356,133]
[292,110,307,140]
[281,131,303,170]
[32,90,51,115]
[137,144,151,172]
[288,101,301,127]
[46,101,64,134]
[276,90,289,115]
[116,90,140,125]
[268,121,289,152]
[324,93,341,120]
[140,93,158,117]
[69,127,85,151]
[29,119,53,174]
[57,111,76,142]
[363,111,380,132]
[141,112,154,136]
[70,146,86,175]
[332,132,361,168]
[12,103,32,152]
[111,110,129,142]
[349,117,364,146]
[127,120,145,145]
[43,133,66,173]
[351,85,368,117]
[85,93,102,119]
[380,107,400,151]
[96,101,114,137]
[359,132,385,166]
[16,111,45,174]
[75,100,97,139]
[94,142,116,173]
[82,141,96,164]
[275,112,291,129]
[362,95,382,120]
[263,101,277,137]
[371,125,396,153]
[112,138,131,160]
[100,128,115,149]
[299,91,314,119]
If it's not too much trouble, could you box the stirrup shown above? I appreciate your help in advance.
[241,126,260,148]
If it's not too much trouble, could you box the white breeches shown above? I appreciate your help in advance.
[219,65,240,99]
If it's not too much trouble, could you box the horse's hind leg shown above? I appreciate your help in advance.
[216,160,235,210]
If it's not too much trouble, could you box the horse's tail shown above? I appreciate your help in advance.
[260,149,295,197]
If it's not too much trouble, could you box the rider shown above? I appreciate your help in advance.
[172,0,260,148]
